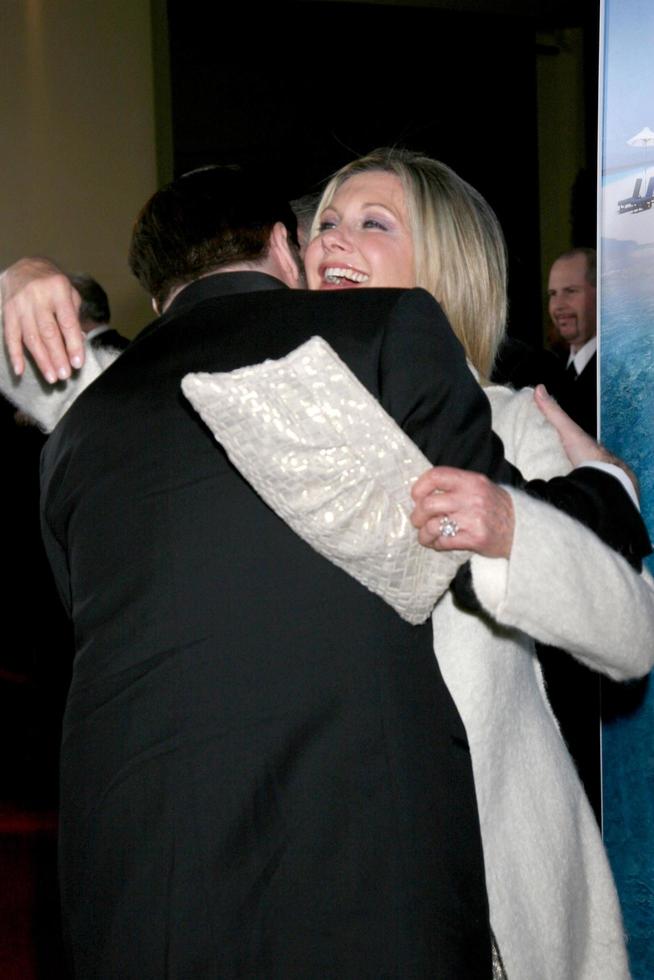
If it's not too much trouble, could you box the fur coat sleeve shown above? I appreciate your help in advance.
[0,306,120,432]
[471,385,654,680]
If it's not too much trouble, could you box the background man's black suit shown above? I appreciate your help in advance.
[558,351,598,436]
[41,273,515,979]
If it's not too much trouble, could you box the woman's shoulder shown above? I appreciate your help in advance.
[485,382,542,438]
[484,382,571,479]
[485,381,535,415]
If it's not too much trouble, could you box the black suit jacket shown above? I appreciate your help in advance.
[42,273,517,979]
[557,351,598,436]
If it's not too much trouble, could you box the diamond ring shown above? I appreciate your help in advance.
[439,516,459,538]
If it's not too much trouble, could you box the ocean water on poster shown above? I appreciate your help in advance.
[601,248,654,575]
[601,239,654,980]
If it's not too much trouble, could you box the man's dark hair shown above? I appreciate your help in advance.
[128,165,299,309]
[69,274,111,326]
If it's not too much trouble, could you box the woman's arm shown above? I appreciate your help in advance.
[1,259,120,431]
[411,385,654,679]
[1,308,118,432]
[482,387,653,678]
[469,487,654,680]
[0,257,85,379]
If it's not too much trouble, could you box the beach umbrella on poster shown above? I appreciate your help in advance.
[627,126,654,174]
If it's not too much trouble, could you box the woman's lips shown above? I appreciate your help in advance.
[320,265,370,287]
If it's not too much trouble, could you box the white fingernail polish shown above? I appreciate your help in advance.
[46,372,56,384]
[58,366,70,380]
[71,355,82,369]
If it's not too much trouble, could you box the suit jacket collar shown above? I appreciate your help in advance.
[167,271,288,317]
[134,272,289,345]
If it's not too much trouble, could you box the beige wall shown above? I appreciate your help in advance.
[537,28,588,336]
[0,0,160,335]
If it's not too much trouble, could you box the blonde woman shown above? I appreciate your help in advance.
[303,148,653,979]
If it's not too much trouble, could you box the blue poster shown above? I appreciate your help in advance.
[600,1,654,975]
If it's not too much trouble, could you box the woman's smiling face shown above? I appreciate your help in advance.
[305,171,415,291]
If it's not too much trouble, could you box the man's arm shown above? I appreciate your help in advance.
[380,289,650,570]
[379,289,520,486]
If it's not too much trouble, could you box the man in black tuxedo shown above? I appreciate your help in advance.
[547,247,597,436]
[37,167,519,978]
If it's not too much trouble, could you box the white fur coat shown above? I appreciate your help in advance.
[0,338,116,432]
[439,384,654,979]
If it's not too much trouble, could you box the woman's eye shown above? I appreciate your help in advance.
[362,218,388,230]
[318,219,336,232]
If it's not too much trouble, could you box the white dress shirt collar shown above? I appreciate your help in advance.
[567,336,597,375]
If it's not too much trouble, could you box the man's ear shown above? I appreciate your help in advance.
[269,222,301,288]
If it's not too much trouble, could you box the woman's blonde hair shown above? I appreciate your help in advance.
[312,148,508,380]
